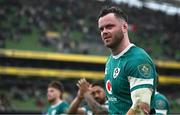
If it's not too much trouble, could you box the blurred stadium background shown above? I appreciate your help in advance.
[0,0,180,114]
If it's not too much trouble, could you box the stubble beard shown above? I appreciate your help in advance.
[95,98,105,105]
[106,31,124,50]
[48,97,56,104]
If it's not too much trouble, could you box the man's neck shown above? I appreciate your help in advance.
[111,37,130,55]
[51,98,62,106]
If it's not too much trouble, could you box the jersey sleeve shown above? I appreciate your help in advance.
[125,58,157,92]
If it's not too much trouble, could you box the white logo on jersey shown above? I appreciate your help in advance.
[106,80,112,94]
[113,67,120,79]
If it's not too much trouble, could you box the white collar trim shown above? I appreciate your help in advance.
[112,43,134,59]
[51,100,62,108]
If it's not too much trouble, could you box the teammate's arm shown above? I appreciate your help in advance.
[66,95,85,114]
[84,92,108,114]
[78,78,108,114]
[66,81,85,114]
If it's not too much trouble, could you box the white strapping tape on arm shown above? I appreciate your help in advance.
[131,88,152,110]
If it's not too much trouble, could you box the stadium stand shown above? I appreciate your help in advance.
[1,0,179,60]
[0,0,180,114]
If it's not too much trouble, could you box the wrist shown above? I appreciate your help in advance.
[84,91,91,96]
[77,94,84,100]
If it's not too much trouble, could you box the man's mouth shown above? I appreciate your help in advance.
[104,36,111,40]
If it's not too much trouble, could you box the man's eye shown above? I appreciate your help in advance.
[99,28,103,32]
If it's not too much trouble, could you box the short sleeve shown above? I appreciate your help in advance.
[153,94,169,115]
[125,58,157,92]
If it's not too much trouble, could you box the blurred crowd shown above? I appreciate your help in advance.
[0,75,75,112]
[0,0,179,60]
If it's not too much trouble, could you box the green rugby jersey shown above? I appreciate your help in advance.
[152,91,169,115]
[46,101,69,115]
[104,44,157,114]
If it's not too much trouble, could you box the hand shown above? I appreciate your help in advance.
[138,102,150,115]
[76,78,91,98]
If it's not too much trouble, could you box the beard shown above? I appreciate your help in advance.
[105,30,124,49]
[48,97,56,104]
[95,98,105,105]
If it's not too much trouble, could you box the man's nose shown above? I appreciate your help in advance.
[102,28,108,34]
[102,29,108,37]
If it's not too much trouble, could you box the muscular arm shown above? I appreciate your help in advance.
[77,78,108,114]
[67,96,85,114]
[84,92,108,114]
[67,79,86,114]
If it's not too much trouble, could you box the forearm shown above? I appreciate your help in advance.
[84,92,108,114]
[67,96,83,114]
[126,108,136,115]
[128,88,152,115]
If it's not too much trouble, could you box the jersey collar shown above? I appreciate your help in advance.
[51,100,62,108]
[112,43,134,59]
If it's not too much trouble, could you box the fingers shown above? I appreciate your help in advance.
[76,78,91,93]
[77,78,89,87]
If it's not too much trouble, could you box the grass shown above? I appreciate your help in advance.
[11,98,47,112]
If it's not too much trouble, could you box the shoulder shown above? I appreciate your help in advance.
[56,101,69,113]
[154,92,169,103]
[56,101,69,110]
[126,45,155,67]
[124,46,157,78]
[126,46,153,62]
[61,101,69,107]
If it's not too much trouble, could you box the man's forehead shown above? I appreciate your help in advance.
[98,13,116,23]
[48,87,58,91]
[98,14,122,27]
[92,86,103,90]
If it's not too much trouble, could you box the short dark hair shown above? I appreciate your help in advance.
[48,81,64,94]
[98,6,128,22]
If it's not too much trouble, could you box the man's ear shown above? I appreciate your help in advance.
[122,22,128,33]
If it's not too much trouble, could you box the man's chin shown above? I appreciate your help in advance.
[96,99,104,105]
[48,99,54,103]
[105,43,112,47]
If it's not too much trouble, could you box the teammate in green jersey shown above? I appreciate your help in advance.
[67,78,108,114]
[98,6,157,114]
[150,77,169,115]
[46,81,69,115]
[151,91,169,115]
